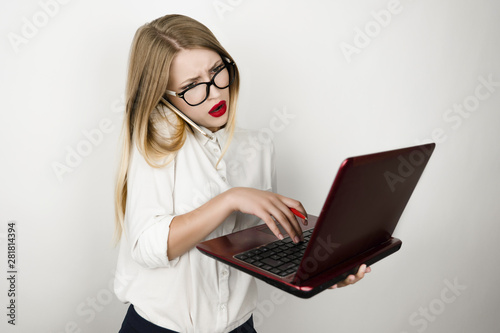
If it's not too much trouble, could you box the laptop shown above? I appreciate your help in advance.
[196,143,435,298]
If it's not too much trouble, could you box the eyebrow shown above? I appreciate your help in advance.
[179,60,223,88]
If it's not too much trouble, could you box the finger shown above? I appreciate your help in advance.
[292,203,308,225]
[272,201,304,242]
[356,264,367,278]
[278,196,308,225]
[278,205,304,241]
[269,208,302,243]
[331,265,370,289]
[336,275,356,288]
[271,198,304,238]
[290,207,308,226]
[260,212,284,241]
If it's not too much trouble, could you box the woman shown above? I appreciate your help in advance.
[114,14,370,333]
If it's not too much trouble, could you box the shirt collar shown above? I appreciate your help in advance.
[194,126,229,149]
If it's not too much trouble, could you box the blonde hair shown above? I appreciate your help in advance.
[114,14,240,243]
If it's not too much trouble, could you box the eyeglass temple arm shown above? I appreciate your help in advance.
[159,97,214,140]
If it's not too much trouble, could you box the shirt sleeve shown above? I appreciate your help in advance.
[124,143,180,269]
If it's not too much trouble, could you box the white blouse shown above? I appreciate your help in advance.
[114,110,276,333]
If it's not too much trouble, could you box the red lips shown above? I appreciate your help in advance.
[208,101,227,118]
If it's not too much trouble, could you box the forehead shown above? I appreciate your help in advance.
[169,48,221,83]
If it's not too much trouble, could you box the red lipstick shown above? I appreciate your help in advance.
[209,101,226,118]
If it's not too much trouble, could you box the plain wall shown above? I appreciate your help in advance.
[1,0,499,332]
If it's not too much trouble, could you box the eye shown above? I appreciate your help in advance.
[182,82,198,91]
[211,64,224,74]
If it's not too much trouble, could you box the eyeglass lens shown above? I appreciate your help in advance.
[183,66,232,106]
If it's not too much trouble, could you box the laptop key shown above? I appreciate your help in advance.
[270,268,282,275]
[277,262,297,271]
[234,229,313,272]
[261,258,283,267]
[266,243,279,250]
[235,254,248,260]
[260,251,274,259]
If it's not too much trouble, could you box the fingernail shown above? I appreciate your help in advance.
[278,233,284,240]
[294,236,300,243]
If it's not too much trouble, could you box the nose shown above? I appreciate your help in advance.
[208,82,222,100]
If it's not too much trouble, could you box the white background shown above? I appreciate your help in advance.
[1,0,499,332]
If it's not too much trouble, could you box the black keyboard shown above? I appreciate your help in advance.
[234,229,314,277]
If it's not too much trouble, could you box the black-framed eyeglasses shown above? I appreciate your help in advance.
[165,57,236,107]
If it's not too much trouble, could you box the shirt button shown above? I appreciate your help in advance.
[222,270,228,276]
[220,304,226,310]
[221,176,227,182]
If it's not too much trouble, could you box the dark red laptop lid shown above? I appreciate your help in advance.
[294,143,435,283]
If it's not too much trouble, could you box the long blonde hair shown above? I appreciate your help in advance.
[114,14,240,243]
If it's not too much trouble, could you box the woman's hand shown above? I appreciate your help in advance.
[227,187,308,243]
[329,264,371,289]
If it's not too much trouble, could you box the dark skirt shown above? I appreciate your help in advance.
[119,304,257,333]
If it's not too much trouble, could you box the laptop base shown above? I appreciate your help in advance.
[197,216,402,298]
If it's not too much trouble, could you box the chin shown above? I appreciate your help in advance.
[208,115,229,131]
